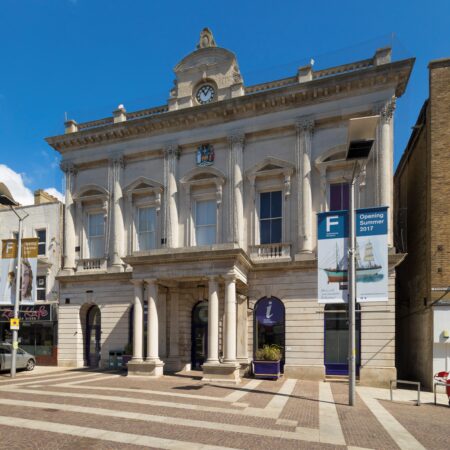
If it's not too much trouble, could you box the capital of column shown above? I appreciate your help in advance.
[60,161,77,176]
[295,117,315,134]
[130,279,144,288]
[144,278,158,287]
[376,97,396,124]
[110,154,125,169]
[164,144,181,160]
[228,133,245,147]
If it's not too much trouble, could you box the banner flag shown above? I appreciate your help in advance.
[317,207,388,304]
[0,240,17,305]
[355,207,388,302]
[317,211,349,303]
[0,238,38,305]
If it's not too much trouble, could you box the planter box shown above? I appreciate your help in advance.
[252,360,281,380]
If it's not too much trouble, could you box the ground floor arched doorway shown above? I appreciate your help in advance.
[324,303,361,375]
[85,305,101,367]
[254,297,285,369]
[191,300,208,370]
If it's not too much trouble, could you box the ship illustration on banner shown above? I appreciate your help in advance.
[323,240,383,284]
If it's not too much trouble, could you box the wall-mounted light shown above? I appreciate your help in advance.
[443,330,449,339]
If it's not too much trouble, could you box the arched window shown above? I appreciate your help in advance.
[254,297,285,365]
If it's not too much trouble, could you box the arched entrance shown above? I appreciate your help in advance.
[86,305,101,367]
[324,303,361,375]
[191,300,208,370]
[254,297,285,368]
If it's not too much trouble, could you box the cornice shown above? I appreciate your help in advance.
[46,58,414,153]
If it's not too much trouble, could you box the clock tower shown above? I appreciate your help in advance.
[168,28,244,111]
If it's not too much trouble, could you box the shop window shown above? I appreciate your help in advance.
[37,276,46,301]
[330,183,349,211]
[259,191,282,244]
[36,229,47,256]
[87,213,105,258]
[137,207,157,251]
[195,199,216,245]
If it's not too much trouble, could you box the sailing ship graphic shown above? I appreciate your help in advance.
[323,241,382,283]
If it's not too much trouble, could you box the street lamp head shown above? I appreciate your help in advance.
[346,115,380,160]
[0,183,18,206]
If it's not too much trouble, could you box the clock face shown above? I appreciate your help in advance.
[196,84,215,104]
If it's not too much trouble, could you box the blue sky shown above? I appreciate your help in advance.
[0,0,448,204]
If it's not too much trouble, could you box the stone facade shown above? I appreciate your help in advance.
[395,58,450,390]
[47,29,414,386]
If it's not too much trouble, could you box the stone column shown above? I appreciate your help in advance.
[158,290,167,358]
[224,275,237,363]
[206,277,219,364]
[379,98,395,247]
[295,118,314,256]
[228,134,245,247]
[145,279,164,376]
[166,287,181,371]
[111,156,125,269]
[61,162,76,271]
[236,294,249,365]
[131,280,144,361]
[164,145,180,248]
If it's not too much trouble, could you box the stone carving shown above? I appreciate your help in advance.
[228,133,245,146]
[164,145,181,160]
[295,117,315,133]
[197,28,217,49]
[60,161,77,175]
[377,96,396,123]
[196,144,215,166]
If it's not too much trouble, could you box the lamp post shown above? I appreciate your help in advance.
[0,183,28,378]
[345,116,379,406]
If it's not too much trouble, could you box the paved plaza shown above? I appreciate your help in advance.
[0,368,448,449]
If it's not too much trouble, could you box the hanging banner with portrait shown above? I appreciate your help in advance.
[0,238,38,305]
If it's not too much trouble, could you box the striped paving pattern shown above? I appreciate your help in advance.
[0,369,447,449]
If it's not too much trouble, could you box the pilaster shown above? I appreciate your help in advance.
[110,155,125,270]
[164,145,180,248]
[61,162,77,272]
[295,118,315,258]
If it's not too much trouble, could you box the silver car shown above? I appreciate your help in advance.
[0,344,36,371]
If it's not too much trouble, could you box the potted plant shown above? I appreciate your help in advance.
[122,342,133,368]
[252,344,282,380]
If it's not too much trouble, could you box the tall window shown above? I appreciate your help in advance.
[195,200,216,245]
[259,191,282,244]
[87,213,105,258]
[329,183,349,211]
[37,276,46,301]
[137,207,156,251]
[36,229,46,256]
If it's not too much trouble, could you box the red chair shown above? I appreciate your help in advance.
[434,371,450,406]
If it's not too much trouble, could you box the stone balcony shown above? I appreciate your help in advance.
[76,258,108,273]
[249,243,292,264]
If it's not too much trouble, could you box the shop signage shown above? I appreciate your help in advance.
[0,304,53,322]
[317,207,388,303]
[255,297,284,326]
[10,318,20,330]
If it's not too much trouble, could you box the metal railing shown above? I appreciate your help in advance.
[390,379,421,406]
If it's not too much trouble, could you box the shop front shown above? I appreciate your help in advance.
[0,304,58,365]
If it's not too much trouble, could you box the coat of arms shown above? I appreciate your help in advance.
[196,144,215,167]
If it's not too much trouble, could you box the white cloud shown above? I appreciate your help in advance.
[0,164,34,205]
[44,187,65,203]
[0,164,64,206]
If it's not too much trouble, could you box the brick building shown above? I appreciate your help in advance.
[395,58,450,390]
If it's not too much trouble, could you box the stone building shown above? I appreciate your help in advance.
[0,190,63,365]
[46,29,413,386]
[395,57,450,390]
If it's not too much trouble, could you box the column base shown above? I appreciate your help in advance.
[202,362,241,383]
[60,268,75,276]
[127,360,164,377]
[283,364,325,380]
[109,263,125,273]
[359,366,397,388]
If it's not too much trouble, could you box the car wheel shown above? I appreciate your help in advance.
[26,359,35,371]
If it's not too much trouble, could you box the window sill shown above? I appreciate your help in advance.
[249,243,292,263]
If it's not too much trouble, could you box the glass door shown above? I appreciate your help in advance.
[324,304,360,375]
[191,301,208,370]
